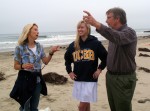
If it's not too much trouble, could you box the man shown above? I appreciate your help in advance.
[83,7,137,111]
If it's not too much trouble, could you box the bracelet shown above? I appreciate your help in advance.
[49,49,54,56]
[49,52,54,56]
[21,64,24,69]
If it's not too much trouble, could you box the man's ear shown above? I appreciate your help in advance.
[115,17,120,23]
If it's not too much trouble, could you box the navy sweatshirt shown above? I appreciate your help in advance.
[64,35,107,82]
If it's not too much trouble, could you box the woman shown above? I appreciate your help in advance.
[64,20,107,111]
[10,23,59,111]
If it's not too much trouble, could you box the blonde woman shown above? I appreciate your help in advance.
[64,20,107,111]
[10,23,59,111]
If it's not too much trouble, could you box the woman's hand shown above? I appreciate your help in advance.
[14,60,34,70]
[42,46,60,65]
[49,46,60,54]
[22,63,34,69]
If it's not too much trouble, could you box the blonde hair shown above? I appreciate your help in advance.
[74,20,91,50]
[18,23,37,45]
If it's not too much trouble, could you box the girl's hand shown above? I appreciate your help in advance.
[93,69,102,79]
[69,72,77,80]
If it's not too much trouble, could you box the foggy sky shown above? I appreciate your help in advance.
[0,0,150,34]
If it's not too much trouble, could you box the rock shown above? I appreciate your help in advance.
[138,98,150,103]
[139,53,150,57]
[138,67,150,73]
[43,72,68,85]
[138,48,150,52]
[0,71,5,81]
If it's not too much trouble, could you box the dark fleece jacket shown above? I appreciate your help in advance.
[10,70,47,108]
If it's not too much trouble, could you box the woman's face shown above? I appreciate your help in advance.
[28,25,39,41]
[77,23,88,37]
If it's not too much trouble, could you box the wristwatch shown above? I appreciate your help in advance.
[21,64,24,69]
[49,49,54,56]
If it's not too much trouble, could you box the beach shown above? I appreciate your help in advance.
[0,36,150,111]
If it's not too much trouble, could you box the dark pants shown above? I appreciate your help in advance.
[20,83,42,111]
[106,71,137,111]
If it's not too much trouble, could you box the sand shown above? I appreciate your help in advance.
[0,36,150,111]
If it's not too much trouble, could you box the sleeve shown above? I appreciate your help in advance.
[40,45,46,59]
[64,44,74,74]
[96,24,137,45]
[14,46,21,64]
[97,41,108,70]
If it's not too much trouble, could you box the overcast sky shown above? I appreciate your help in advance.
[0,0,150,34]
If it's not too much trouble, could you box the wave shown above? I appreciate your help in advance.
[0,30,150,52]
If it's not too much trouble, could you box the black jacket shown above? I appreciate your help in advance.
[64,35,107,82]
[10,70,47,108]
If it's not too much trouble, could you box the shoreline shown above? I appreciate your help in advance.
[0,35,149,55]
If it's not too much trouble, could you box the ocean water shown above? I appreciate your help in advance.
[0,29,150,52]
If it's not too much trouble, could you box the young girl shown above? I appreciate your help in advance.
[64,20,107,111]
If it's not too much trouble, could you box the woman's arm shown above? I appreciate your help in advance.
[42,46,59,65]
[14,60,34,70]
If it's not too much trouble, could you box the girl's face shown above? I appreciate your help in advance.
[77,23,88,38]
[28,25,39,41]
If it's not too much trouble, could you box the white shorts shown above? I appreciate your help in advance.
[72,81,97,103]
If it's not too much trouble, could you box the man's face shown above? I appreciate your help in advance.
[106,13,118,29]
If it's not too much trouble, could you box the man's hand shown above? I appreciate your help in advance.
[83,10,101,29]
